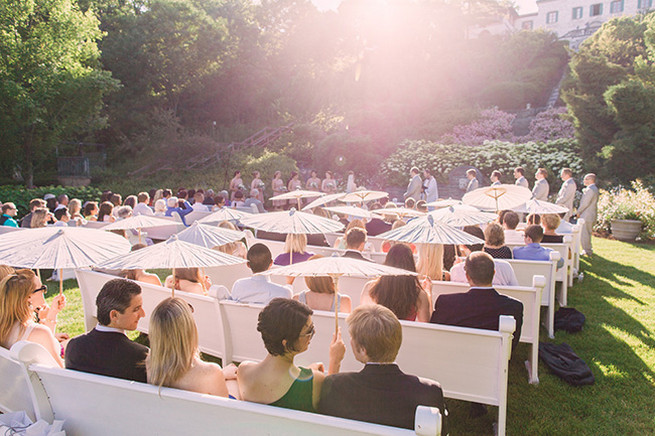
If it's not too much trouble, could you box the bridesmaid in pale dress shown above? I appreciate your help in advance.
[229,171,243,202]
[251,171,265,203]
[321,171,337,195]
[272,171,286,210]
[287,172,303,209]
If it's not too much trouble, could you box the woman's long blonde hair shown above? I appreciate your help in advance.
[416,243,444,281]
[0,264,15,281]
[147,297,199,388]
[284,233,307,254]
[0,270,35,346]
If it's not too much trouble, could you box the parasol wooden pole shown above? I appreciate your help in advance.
[331,275,339,335]
[36,269,41,282]
[171,267,176,298]
[59,269,63,296]
[138,228,142,244]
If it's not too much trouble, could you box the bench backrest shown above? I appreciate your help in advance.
[76,270,227,359]
[508,238,571,281]
[185,210,212,224]
[505,255,558,307]
[21,359,437,436]
[205,262,254,290]
[0,346,37,421]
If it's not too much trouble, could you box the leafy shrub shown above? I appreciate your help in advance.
[596,179,655,240]
[440,108,516,147]
[0,185,102,218]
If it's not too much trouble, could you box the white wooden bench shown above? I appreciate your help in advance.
[76,270,229,359]
[12,341,441,436]
[430,276,545,384]
[220,301,515,436]
[0,345,41,421]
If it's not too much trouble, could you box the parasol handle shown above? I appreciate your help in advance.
[171,267,176,298]
[138,228,142,244]
[59,269,64,296]
[331,275,339,335]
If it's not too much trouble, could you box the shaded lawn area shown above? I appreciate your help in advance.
[46,237,655,435]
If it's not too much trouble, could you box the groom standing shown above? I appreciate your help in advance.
[576,173,599,256]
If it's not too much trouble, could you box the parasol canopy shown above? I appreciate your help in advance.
[102,215,177,231]
[513,199,569,215]
[462,184,532,211]
[239,208,344,235]
[340,190,389,203]
[425,199,465,208]
[259,255,417,278]
[197,207,250,225]
[323,206,381,219]
[377,214,485,245]
[175,222,247,249]
[301,193,346,211]
[429,205,497,227]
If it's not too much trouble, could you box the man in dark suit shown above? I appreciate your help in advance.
[431,251,523,351]
[341,228,373,262]
[318,305,446,430]
[66,278,148,382]
[365,203,392,236]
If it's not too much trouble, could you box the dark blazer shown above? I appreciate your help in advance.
[342,250,373,262]
[365,218,392,237]
[65,328,149,382]
[318,364,446,430]
[431,287,524,351]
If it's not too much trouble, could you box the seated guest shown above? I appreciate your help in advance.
[68,199,85,224]
[231,244,292,304]
[153,199,167,216]
[30,207,52,228]
[417,243,449,281]
[0,202,19,227]
[237,298,345,412]
[232,190,245,208]
[502,211,524,244]
[191,192,209,212]
[123,195,137,210]
[365,203,392,236]
[165,196,192,226]
[21,198,47,228]
[450,226,518,287]
[361,244,431,322]
[203,189,216,206]
[342,228,373,262]
[334,219,373,252]
[433,252,523,351]
[382,220,417,254]
[98,201,115,223]
[404,197,416,209]
[115,205,133,220]
[133,192,154,216]
[53,206,71,226]
[526,213,541,226]
[513,225,564,268]
[496,209,511,226]
[274,233,314,266]
[0,270,66,367]
[244,189,266,213]
[541,214,564,243]
[319,305,446,430]
[83,201,99,221]
[164,267,227,298]
[293,255,352,313]
[66,278,148,381]
[121,244,163,287]
[483,223,513,259]
[146,297,230,396]
[213,221,247,259]
[415,200,428,213]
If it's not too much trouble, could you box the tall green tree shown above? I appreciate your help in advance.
[0,0,118,186]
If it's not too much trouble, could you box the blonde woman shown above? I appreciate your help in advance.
[121,245,163,287]
[30,207,51,228]
[152,189,164,205]
[213,221,247,259]
[293,255,352,313]
[274,233,313,266]
[0,270,64,366]
[417,244,449,281]
[164,268,211,296]
[541,214,564,243]
[483,223,513,259]
[146,297,231,397]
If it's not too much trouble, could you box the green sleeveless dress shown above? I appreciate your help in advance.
[269,367,315,412]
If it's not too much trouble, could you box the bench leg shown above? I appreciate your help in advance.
[524,342,539,384]
[543,305,554,339]
[558,280,568,307]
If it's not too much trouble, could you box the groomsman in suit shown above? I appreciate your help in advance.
[319,305,446,430]
[465,169,479,192]
[404,167,423,202]
[490,170,502,186]
[576,173,599,255]
[532,168,550,201]
[556,168,577,221]
[422,169,438,203]
[514,167,529,189]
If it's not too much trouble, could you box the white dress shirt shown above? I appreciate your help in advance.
[231,275,293,304]
[504,229,525,244]
[133,202,154,216]
[450,259,519,286]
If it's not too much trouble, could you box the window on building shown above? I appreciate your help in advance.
[610,0,624,12]
[638,0,652,9]
[572,7,583,19]
[590,3,603,16]
[546,11,559,23]
[522,20,534,30]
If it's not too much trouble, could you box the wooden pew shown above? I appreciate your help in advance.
[11,342,441,436]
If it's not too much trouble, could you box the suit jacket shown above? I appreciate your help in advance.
[431,287,523,350]
[515,176,529,189]
[318,364,446,431]
[423,177,438,202]
[466,178,479,192]
[65,328,149,382]
[578,184,599,223]
[556,178,577,219]
[405,175,423,201]
[532,178,549,201]
[366,218,392,237]
[342,250,373,262]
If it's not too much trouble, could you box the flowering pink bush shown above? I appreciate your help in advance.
[524,107,575,142]
[440,108,516,146]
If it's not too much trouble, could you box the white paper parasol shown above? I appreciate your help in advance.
[322,206,381,219]
[429,205,497,227]
[260,255,417,332]
[197,207,250,225]
[302,193,346,211]
[239,208,344,235]
[0,227,131,294]
[513,199,569,215]
[340,190,388,203]
[462,184,532,211]
[377,214,485,245]
[382,207,426,218]
[270,190,325,209]
[102,215,179,243]
[175,222,247,249]
[425,199,465,208]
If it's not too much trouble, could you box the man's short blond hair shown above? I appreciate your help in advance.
[347,305,402,362]
[541,213,560,231]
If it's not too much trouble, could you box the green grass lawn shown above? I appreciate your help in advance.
[45,237,655,435]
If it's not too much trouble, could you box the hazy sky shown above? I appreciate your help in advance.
[311,0,539,16]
